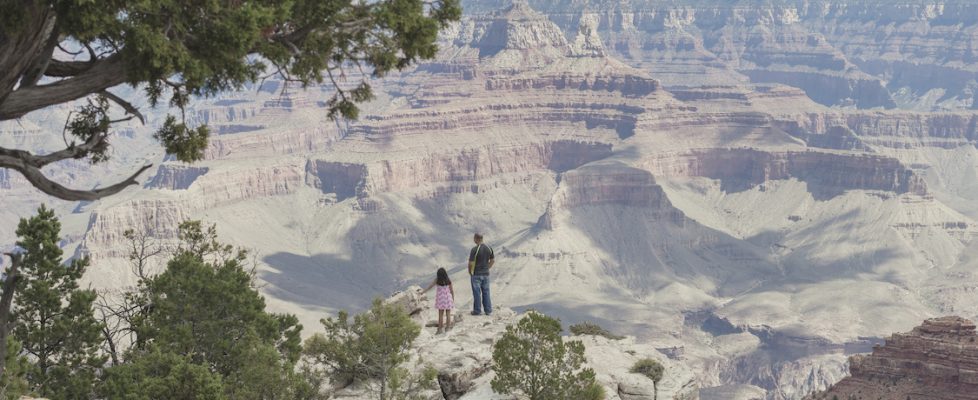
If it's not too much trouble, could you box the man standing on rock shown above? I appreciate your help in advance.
[468,233,495,316]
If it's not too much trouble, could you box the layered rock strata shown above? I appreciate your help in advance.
[810,316,978,400]
[10,3,978,400]
[463,0,978,111]
[642,149,928,196]
[147,165,210,190]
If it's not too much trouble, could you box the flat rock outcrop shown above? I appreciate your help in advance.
[809,316,978,400]
[328,287,700,400]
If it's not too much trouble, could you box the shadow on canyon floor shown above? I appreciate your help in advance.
[261,252,397,314]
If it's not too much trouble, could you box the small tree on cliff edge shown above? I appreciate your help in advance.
[0,0,460,202]
[630,358,665,400]
[10,205,105,398]
[303,298,435,400]
[491,311,604,400]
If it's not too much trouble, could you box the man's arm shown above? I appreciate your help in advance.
[488,247,495,269]
[467,246,478,275]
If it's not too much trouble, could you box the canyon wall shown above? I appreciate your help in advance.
[811,316,978,400]
[6,3,978,400]
[641,149,928,196]
[463,0,978,111]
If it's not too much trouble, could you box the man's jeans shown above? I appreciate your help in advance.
[471,274,492,315]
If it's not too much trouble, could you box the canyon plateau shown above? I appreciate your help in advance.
[3,1,978,399]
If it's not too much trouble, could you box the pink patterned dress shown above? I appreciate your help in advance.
[435,284,454,310]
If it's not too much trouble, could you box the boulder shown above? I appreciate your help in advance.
[384,286,426,317]
[615,373,657,400]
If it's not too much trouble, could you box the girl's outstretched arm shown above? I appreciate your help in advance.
[422,279,436,293]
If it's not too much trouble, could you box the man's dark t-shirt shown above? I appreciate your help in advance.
[469,244,494,276]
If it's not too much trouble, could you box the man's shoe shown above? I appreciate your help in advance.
[470,311,482,316]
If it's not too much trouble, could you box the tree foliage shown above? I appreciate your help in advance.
[0,0,461,201]
[12,205,105,399]
[304,298,434,400]
[3,212,326,398]
[121,220,309,399]
[0,337,30,400]
[568,321,624,340]
[99,346,226,400]
[491,311,604,400]
[630,358,665,400]
[630,358,665,383]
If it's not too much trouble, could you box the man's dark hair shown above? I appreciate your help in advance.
[474,233,484,241]
[437,267,451,286]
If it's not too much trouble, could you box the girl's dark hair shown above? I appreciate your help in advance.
[436,267,451,286]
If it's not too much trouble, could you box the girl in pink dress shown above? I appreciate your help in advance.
[422,268,455,334]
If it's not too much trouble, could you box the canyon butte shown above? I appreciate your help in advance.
[3,1,978,399]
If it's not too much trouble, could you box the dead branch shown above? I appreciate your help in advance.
[101,90,146,125]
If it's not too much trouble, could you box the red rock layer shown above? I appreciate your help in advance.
[811,316,978,400]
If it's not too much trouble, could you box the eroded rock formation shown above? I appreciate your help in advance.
[147,165,210,190]
[810,316,978,400]
[463,0,978,111]
[5,2,978,400]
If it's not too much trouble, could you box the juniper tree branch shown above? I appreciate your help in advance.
[45,59,98,77]
[0,152,152,201]
[0,54,127,120]
[19,22,62,89]
[101,90,146,125]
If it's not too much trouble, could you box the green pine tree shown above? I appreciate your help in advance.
[491,311,604,400]
[126,220,311,399]
[0,337,30,400]
[304,298,434,400]
[100,346,225,400]
[0,0,461,202]
[12,205,106,399]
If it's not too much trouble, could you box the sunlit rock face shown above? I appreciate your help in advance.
[465,0,978,111]
[810,316,978,400]
[4,2,978,399]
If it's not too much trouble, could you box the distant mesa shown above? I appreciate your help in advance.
[447,0,645,79]
[474,0,567,59]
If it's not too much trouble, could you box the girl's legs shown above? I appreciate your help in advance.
[437,310,445,333]
[446,309,453,330]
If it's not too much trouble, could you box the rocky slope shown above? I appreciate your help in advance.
[808,316,978,400]
[329,287,700,400]
[2,2,978,400]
